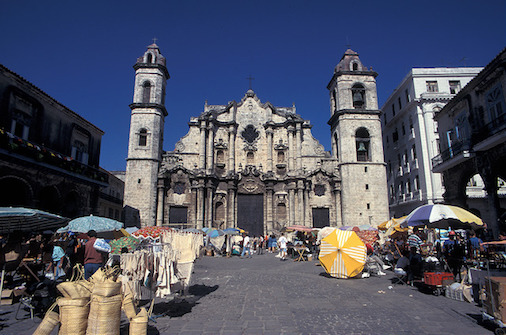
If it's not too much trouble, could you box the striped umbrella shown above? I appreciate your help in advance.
[0,207,68,234]
[319,229,366,279]
[400,204,485,230]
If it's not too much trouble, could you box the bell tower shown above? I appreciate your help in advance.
[124,43,169,227]
[327,49,388,227]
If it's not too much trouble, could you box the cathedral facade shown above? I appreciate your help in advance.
[124,45,389,234]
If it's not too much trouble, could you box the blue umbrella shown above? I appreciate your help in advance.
[206,228,224,238]
[0,207,69,233]
[223,228,241,235]
[57,215,123,233]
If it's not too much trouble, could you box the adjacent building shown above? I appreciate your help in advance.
[433,49,506,238]
[0,64,109,218]
[381,67,482,218]
[124,45,389,233]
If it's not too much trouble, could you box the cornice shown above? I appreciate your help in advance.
[129,103,168,116]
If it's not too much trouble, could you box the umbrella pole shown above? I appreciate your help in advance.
[0,266,5,296]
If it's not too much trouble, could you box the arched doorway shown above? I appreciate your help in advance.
[0,177,32,207]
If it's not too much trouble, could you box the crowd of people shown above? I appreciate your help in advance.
[366,226,487,284]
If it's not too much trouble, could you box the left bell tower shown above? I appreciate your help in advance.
[124,43,169,227]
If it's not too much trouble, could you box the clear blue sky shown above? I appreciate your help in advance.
[1,0,504,172]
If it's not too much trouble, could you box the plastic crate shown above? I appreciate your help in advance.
[445,283,465,301]
[424,272,454,286]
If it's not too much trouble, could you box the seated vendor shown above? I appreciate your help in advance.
[394,250,410,279]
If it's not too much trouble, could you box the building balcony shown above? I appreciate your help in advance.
[0,129,108,186]
[472,113,506,151]
[432,139,474,173]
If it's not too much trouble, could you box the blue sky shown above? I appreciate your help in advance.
[1,0,504,172]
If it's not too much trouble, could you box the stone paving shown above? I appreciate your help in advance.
[0,252,497,334]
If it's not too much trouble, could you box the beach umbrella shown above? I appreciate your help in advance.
[223,228,241,235]
[132,226,172,239]
[400,204,485,230]
[206,228,224,238]
[319,229,366,279]
[109,236,140,254]
[57,215,123,233]
[0,207,69,234]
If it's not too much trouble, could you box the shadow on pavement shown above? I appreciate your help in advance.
[151,284,219,318]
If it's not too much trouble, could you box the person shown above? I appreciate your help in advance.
[84,230,103,279]
[443,231,465,281]
[467,230,484,259]
[407,246,423,284]
[365,246,386,276]
[241,233,252,258]
[257,235,264,255]
[51,240,66,280]
[394,249,410,283]
[407,226,423,252]
[278,233,288,261]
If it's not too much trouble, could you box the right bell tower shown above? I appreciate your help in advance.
[327,49,389,227]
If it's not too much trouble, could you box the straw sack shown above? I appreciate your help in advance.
[57,280,93,299]
[122,295,137,320]
[92,281,121,297]
[86,294,122,335]
[129,308,148,335]
[58,297,90,335]
[32,310,59,335]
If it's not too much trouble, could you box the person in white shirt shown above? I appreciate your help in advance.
[241,234,252,258]
[278,233,288,260]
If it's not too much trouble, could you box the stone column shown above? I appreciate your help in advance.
[206,186,214,228]
[227,183,236,228]
[266,188,273,233]
[190,182,198,228]
[304,185,310,226]
[197,185,205,229]
[296,123,302,171]
[266,127,273,172]
[199,121,206,169]
[207,124,214,173]
[228,126,236,173]
[287,126,295,171]
[156,182,165,227]
[334,185,342,227]
[288,187,295,226]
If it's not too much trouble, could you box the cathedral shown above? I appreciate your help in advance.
[124,44,389,235]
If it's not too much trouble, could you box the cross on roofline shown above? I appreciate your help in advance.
[152,37,158,44]
[247,75,254,90]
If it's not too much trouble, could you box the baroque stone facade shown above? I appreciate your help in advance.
[124,45,389,234]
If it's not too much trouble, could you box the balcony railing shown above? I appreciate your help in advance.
[0,129,108,184]
[432,139,471,169]
[473,113,506,143]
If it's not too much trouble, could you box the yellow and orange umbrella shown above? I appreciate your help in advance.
[319,229,366,279]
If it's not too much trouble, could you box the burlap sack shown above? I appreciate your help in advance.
[58,297,90,335]
[92,281,121,297]
[129,308,148,335]
[86,294,122,335]
[32,310,59,335]
[57,280,93,299]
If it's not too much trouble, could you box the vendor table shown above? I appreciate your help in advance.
[293,246,307,262]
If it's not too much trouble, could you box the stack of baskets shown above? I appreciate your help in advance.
[32,266,149,335]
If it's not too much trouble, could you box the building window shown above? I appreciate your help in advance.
[414,175,419,190]
[486,85,505,121]
[407,180,412,193]
[398,97,402,110]
[355,127,370,162]
[11,112,30,140]
[449,81,461,94]
[367,203,370,210]
[402,122,406,135]
[403,150,408,167]
[352,62,359,71]
[412,144,417,160]
[384,113,388,125]
[365,184,369,190]
[71,140,89,164]
[333,133,339,159]
[392,129,399,142]
[216,150,225,165]
[138,128,147,146]
[426,81,438,93]
[405,89,410,103]
[392,104,396,117]
[142,81,151,103]
[352,83,366,108]
[277,151,285,163]
[173,182,185,195]
[314,185,325,196]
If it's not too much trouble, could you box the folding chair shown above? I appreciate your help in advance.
[393,267,409,285]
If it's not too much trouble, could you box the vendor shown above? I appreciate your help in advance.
[443,231,465,281]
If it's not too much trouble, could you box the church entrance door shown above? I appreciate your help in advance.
[237,194,264,237]
[312,208,329,228]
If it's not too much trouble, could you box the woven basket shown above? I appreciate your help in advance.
[129,308,148,335]
[92,281,121,297]
[58,297,90,335]
[86,294,122,335]
[58,280,93,299]
[122,295,137,320]
[33,310,59,335]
